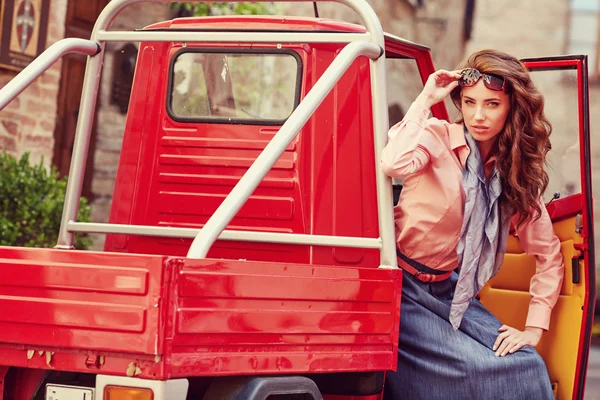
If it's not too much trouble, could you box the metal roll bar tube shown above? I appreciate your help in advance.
[0,38,100,111]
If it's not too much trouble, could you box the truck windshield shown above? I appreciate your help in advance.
[168,50,301,124]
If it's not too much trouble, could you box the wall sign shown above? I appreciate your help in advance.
[0,0,50,71]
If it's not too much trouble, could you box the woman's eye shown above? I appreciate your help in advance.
[488,102,499,107]
[464,100,474,105]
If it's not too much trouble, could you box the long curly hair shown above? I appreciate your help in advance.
[450,49,552,227]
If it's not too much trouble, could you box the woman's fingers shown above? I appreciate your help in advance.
[499,337,522,356]
[508,340,527,354]
[492,331,510,351]
[447,80,459,91]
[433,70,460,87]
[419,68,463,106]
[493,325,539,357]
[495,335,515,357]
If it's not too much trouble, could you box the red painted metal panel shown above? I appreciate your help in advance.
[163,258,402,377]
[0,247,166,355]
[157,193,294,220]
[158,153,295,169]
[0,297,146,333]
[0,343,163,380]
[545,193,583,221]
[145,16,367,33]
[0,260,148,295]
[179,273,395,301]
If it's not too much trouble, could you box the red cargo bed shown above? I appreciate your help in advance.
[0,247,401,379]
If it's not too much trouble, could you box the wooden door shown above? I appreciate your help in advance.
[53,0,108,200]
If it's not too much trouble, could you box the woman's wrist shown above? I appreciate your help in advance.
[524,326,544,339]
[415,93,436,109]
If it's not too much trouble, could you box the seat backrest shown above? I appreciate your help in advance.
[104,40,380,267]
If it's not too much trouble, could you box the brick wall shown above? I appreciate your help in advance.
[0,0,67,167]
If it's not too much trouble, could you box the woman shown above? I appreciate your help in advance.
[381,50,564,399]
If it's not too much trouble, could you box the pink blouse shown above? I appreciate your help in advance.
[380,101,565,331]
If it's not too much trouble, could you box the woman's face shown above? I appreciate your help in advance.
[460,80,511,146]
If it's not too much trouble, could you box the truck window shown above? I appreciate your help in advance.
[386,57,425,127]
[528,69,581,203]
[168,50,301,124]
[386,57,425,188]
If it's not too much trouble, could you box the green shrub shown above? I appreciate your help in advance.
[0,152,92,249]
[170,2,280,17]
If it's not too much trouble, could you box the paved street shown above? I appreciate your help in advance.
[587,346,600,399]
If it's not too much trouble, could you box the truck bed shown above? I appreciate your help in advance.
[0,247,401,379]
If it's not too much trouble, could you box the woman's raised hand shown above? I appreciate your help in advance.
[415,69,462,109]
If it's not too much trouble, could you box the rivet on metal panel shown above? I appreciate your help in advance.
[85,355,101,368]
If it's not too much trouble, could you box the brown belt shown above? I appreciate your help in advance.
[396,255,453,283]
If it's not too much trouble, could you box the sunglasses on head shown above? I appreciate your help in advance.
[458,68,506,91]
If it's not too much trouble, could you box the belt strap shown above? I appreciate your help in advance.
[396,255,452,283]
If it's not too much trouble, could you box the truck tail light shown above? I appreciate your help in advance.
[104,386,154,400]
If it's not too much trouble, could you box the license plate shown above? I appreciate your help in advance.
[46,384,94,400]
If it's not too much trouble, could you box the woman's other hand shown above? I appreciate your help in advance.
[493,325,543,357]
[415,69,462,109]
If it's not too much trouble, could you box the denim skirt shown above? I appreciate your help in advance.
[383,271,554,400]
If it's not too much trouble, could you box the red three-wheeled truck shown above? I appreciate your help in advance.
[0,0,595,399]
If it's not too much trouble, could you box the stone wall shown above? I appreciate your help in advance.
[89,4,171,248]
[0,0,67,167]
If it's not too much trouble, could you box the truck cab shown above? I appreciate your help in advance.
[0,0,595,399]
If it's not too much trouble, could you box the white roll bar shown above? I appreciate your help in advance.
[48,0,396,269]
[0,39,100,110]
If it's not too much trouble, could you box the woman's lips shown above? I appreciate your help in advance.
[471,125,489,133]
